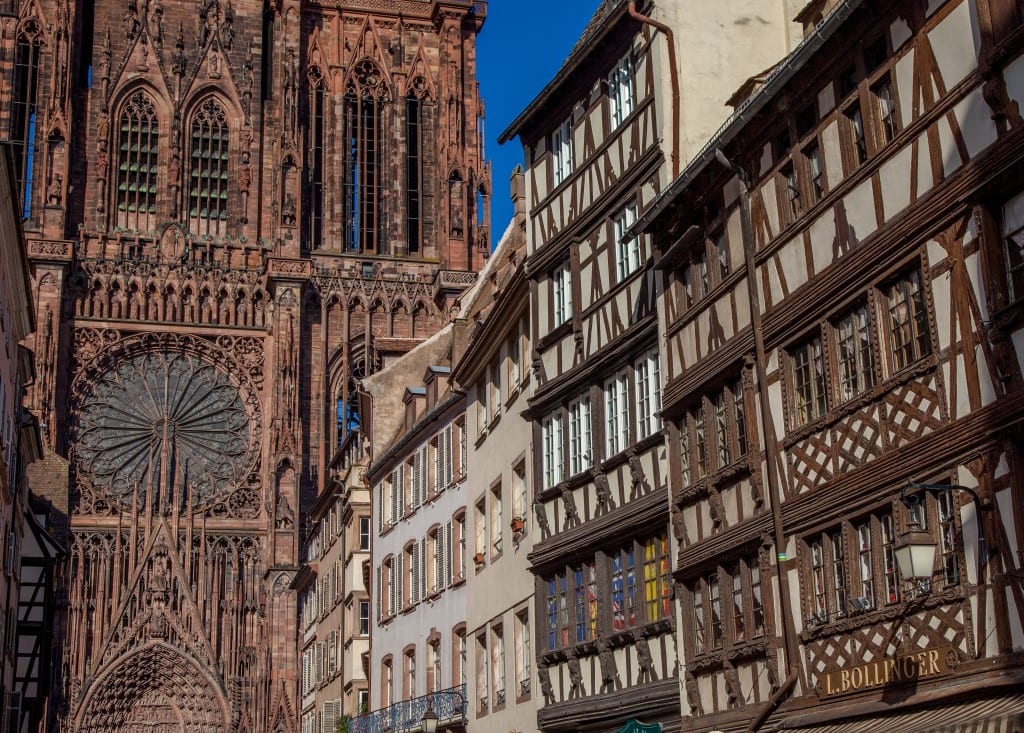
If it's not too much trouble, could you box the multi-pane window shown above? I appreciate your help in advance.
[490,483,503,556]
[552,116,573,186]
[1002,192,1024,301]
[872,76,899,145]
[678,380,747,480]
[344,65,385,253]
[802,504,961,626]
[306,81,327,248]
[642,536,671,622]
[188,98,230,237]
[491,625,506,706]
[512,463,528,522]
[608,53,635,130]
[790,336,826,426]
[833,303,876,401]
[406,92,425,253]
[542,411,564,489]
[552,263,573,327]
[359,601,370,636]
[804,141,825,204]
[359,516,371,551]
[12,32,41,218]
[543,533,667,652]
[615,202,641,281]
[476,633,489,714]
[680,230,731,310]
[781,162,801,222]
[568,396,592,476]
[116,91,160,232]
[844,103,868,167]
[605,371,630,457]
[427,640,441,693]
[885,269,930,371]
[610,544,637,631]
[687,558,764,655]
[514,611,531,697]
[635,351,661,439]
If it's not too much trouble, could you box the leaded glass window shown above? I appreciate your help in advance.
[115,91,160,232]
[12,31,41,219]
[188,98,230,238]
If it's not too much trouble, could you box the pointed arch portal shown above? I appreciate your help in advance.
[75,641,230,733]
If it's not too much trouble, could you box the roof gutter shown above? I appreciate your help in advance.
[635,0,864,235]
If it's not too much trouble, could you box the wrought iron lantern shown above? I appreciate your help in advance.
[420,702,439,733]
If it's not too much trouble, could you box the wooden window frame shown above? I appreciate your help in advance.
[608,51,636,131]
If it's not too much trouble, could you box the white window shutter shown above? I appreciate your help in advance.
[396,553,404,610]
[419,446,428,504]
[420,539,428,600]
[444,521,453,586]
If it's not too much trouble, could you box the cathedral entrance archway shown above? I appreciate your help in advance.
[75,641,230,733]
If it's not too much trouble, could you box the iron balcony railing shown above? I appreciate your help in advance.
[350,684,467,733]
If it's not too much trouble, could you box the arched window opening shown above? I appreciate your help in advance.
[12,31,41,219]
[344,60,388,254]
[306,78,326,250]
[115,91,160,232]
[188,98,230,238]
[406,89,426,254]
[336,358,366,443]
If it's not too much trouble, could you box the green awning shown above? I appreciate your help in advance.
[616,721,663,733]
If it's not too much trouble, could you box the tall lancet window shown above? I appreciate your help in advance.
[306,78,327,249]
[188,98,230,238]
[406,80,429,254]
[343,60,388,254]
[115,91,160,232]
[12,29,42,219]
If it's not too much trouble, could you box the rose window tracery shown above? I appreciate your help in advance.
[74,349,255,508]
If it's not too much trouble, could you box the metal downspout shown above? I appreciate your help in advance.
[628,2,680,178]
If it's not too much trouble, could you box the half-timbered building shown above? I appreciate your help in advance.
[0,0,491,728]
[641,0,1024,730]
[497,1,797,731]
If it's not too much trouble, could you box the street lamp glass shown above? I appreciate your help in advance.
[894,526,937,580]
[421,706,439,733]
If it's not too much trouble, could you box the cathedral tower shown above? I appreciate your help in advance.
[1,0,489,729]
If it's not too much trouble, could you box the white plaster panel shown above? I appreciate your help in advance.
[542,347,559,381]
[735,281,751,332]
[890,16,912,51]
[931,261,953,352]
[1005,52,1024,108]
[767,382,786,445]
[559,337,574,371]
[879,144,913,223]
[930,1,979,91]
[845,177,878,241]
[977,345,997,408]
[1014,328,1024,377]
[955,87,999,160]
[696,309,711,360]
[965,250,989,322]
[759,178,781,243]
[721,484,739,526]
[807,209,837,276]
[778,238,809,295]
[818,84,836,117]
[820,121,844,192]
[727,209,743,273]
[894,47,917,129]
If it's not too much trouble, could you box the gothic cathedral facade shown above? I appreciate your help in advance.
[0,0,489,730]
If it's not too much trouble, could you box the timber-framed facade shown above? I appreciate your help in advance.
[642,0,1024,730]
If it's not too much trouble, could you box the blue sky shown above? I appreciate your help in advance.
[477,1,602,236]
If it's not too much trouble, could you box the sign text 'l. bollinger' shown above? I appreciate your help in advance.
[816,645,954,698]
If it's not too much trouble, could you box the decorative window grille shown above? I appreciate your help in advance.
[116,91,160,232]
[188,98,230,238]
